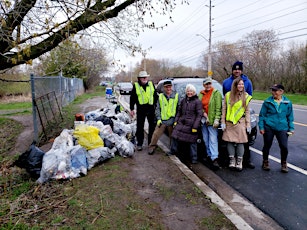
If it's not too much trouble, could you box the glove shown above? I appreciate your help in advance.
[173,122,177,127]
[213,119,219,128]
[221,123,226,131]
[287,131,294,136]
[192,129,197,133]
[247,127,251,134]
[130,110,135,117]
[157,120,162,127]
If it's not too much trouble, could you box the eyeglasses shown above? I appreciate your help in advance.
[271,89,278,92]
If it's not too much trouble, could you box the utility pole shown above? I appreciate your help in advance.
[208,0,212,77]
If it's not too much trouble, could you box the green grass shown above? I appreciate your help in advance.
[252,91,307,106]
[0,101,32,110]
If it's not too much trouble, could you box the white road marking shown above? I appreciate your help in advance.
[250,147,307,176]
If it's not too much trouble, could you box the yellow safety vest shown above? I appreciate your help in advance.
[135,81,154,105]
[159,93,179,120]
[225,92,252,124]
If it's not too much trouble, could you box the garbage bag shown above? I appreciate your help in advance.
[14,142,45,178]
[73,124,104,150]
[70,145,88,177]
[87,146,115,169]
[94,115,114,129]
[37,129,74,183]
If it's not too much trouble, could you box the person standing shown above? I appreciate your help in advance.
[222,60,255,169]
[199,77,222,169]
[148,80,179,155]
[221,77,252,171]
[258,84,294,173]
[130,70,158,151]
[171,84,203,164]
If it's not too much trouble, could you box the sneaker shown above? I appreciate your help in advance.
[281,162,288,173]
[236,157,243,172]
[148,147,154,155]
[136,146,142,151]
[262,160,270,171]
[244,161,255,169]
[212,159,220,170]
[229,157,235,169]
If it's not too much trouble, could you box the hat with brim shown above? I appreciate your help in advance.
[138,71,150,78]
[163,80,172,87]
[270,84,284,91]
[203,77,213,85]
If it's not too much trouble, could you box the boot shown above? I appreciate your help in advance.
[236,157,243,171]
[281,161,288,173]
[262,160,270,171]
[229,156,235,169]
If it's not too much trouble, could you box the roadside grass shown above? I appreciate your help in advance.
[253,91,307,105]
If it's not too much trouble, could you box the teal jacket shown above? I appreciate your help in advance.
[258,95,294,132]
[198,89,222,125]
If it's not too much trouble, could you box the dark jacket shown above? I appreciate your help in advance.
[171,94,203,143]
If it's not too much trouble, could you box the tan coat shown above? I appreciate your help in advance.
[221,97,250,143]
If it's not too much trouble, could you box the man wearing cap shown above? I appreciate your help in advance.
[130,70,158,151]
[222,61,255,169]
[148,80,179,155]
[258,84,294,173]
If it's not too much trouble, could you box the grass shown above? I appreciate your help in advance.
[253,91,307,105]
[0,118,24,156]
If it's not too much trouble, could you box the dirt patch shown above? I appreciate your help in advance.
[1,95,235,229]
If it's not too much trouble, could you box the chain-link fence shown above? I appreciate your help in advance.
[31,74,85,142]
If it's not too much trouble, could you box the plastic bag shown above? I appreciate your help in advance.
[73,124,104,150]
[87,146,115,169]
[14,142,45,178]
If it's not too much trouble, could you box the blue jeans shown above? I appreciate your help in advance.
[262,128,288,162]
[201,125,219,161]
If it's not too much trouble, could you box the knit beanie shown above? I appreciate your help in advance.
[232,61,243,71]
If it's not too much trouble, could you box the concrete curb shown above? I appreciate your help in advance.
[118,94,282,230]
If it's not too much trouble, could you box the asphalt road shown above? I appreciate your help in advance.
[120,94,307,230]
[218,101,307,230]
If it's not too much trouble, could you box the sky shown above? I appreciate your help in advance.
[113,0,307,73]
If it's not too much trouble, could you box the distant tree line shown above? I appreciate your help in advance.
[116,30,306,94]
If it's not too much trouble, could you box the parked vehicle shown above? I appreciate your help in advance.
[118,82,133,95]
[156,76,257,165]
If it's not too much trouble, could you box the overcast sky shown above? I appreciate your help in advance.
[114,0,307,73]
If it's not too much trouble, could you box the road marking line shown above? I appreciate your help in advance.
[250,147,307,175]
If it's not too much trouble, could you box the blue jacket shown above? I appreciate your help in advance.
[222,74,253,96]
[258,95,294,132]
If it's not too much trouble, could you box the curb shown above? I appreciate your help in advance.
[118,95,256,229]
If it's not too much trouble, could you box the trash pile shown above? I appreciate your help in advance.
[15,104,136,183]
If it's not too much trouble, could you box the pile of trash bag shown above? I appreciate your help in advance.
[16,103,136,183]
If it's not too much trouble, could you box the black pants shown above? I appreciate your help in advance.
[136,108,156,146]
[243,142,252,165]
[262,129,288,162]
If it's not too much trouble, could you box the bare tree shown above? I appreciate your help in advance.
[0,0,187,73]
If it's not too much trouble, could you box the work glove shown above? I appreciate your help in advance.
[247,127,251,134]
[213,119,219,128]
[192,129,197,133]
[157,120,162,127]
[130,110,135,117]
[287,131,294,136]
[221,123,226,131]
[173,122,177,127]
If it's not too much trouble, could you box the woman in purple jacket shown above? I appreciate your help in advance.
[171,84,203,164]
